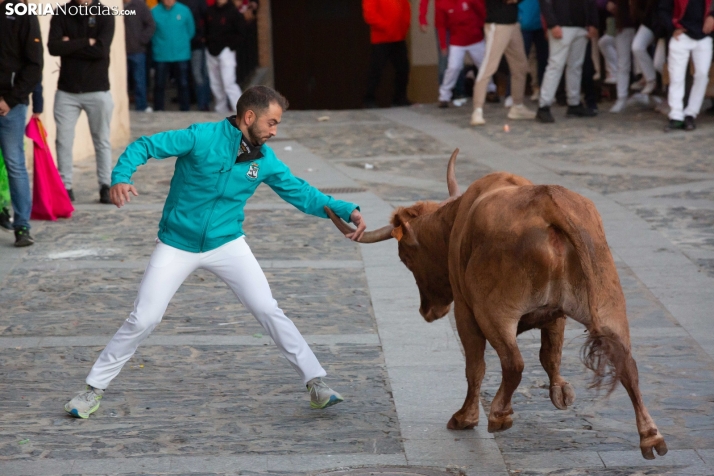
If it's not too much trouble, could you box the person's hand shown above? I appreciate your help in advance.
[347,209,366,242]
[441,47,448,56]
[673,28,685,39]
[704,16,714,34]
[587,26,598,39]
[32,113,41,119]
[89,38,96,46]
[0,98,10,116]
[551,26,563,39]
[110,183,139,208]
[62,36,69,41]
[420,24,428,33]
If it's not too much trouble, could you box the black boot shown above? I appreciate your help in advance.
[536,106,555,123]
[14,226,34,247]
[66,188,75,202]
[99,184,111,204]
[566,103,597,117]
[0,207,12,231]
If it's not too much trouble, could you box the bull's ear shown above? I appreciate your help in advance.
[391,226,404,241]
[401,222,418,246]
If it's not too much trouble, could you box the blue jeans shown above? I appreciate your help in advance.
[154,61,190,111]
[0,104,31,229]
[127,52,148,110]
[521,28,549,86]
[191,49,211,110]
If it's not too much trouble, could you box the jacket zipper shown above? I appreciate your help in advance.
[198,138,241,251]
[10,72,15,88]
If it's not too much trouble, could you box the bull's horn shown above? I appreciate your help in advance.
[447,148,460,198]
[324,207,394,243]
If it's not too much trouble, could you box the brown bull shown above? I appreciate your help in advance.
[326,149,668,460]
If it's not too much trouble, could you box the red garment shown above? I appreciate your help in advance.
[435,0,486,49]
[363,0,411,44]
[419,0,448,26]
[26,118,74,221]
[672,0,713,30]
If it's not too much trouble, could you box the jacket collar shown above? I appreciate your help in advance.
[226,116,265,162]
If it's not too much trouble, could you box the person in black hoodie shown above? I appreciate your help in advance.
[48,0,115,204]
[536,0,599,122]
[0,0,42,247]
[206,0,245,113]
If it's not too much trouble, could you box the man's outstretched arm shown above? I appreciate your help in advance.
[264,159,366,241]
[110,128,196,207]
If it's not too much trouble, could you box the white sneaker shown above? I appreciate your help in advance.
[641,80,656,95]
[630,78,647,91]
[452,97,468,107]
[609,98,627,113]
[504,95,514,108]
[307,378,344,409]
[144,107,153,113]
[65,386,104,418]
[530,87,540,102]
[470,107,485,126]
[508,104,536,120]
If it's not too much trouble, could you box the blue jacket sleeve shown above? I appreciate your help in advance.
[264,158,359,223]
[111,128,197,186]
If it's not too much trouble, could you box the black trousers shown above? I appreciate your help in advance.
[364,40,410,104]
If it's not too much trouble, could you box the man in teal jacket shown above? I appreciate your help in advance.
[65,86,366,419]
[151,0,195,110]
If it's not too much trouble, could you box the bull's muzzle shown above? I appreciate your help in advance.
[419,304,451,323]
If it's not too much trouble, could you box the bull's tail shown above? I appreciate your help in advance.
[539,185,622,395]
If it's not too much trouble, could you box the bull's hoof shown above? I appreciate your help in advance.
[487,416,513,433]
[550,382,576,410]
[640,432,668,460]
[447,415,478,430]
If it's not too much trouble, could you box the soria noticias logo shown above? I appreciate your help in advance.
[5,2,136,15]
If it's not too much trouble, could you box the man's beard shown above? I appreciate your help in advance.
[246,123,265,146]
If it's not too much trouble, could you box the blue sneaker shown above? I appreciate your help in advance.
[307,378,344,409]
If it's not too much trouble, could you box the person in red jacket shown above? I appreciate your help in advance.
[437,0,496,106]
[363,0,412,107]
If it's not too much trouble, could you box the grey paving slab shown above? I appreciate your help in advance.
[1,458,76,476]
[265,454,407,472]
[503,450,605,469]
[599,449,702,468]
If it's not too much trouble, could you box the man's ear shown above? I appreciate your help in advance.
[244,109,256,126]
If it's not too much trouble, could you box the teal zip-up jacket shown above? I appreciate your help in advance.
[111,118,359,253]
[151,2,194,62]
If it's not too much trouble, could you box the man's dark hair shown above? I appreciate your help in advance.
[236,86,289,118]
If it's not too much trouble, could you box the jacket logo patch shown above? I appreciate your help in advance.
[246,162,259,181]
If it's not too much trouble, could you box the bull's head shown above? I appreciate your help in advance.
[326,149,462,323]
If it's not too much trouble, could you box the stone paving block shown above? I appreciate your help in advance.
[503,450,604,469]
[265,453,407,472]
[599,449,701,468]
[405,438,506,471]
[0,458,75,476]
[74,457,173,473]
[169,455,268,473]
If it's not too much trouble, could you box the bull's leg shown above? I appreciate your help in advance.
[540,316,576,410]
[479,318,523,433]
[448,299,486,430]
[601,333,668,459]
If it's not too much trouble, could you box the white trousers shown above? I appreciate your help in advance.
[667,34,713,120]
[438,41,495,101]
[86,238,326,389]
[540,26,588,107]
[632,25,658,82]
[207,47,243,114]
[599,34,618,80]
[614,28,636,99]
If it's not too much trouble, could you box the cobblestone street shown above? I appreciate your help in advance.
[1,99,714,475]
